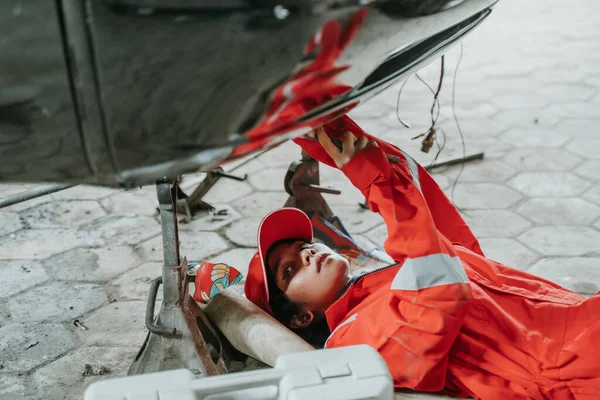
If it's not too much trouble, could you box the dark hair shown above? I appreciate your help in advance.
[264,239,331,348]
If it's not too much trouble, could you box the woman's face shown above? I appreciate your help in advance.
[267,240,350,313]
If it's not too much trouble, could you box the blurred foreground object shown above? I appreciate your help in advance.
[86,344,393,400]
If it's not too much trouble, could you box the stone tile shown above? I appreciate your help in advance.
[328,205,384,235]
[452,183,522,210]
[499,129,570,148]
[439,103,497,121]
[32,346,139,400]
[364,224,388,248]
[19,201,105,229]
[0,323,74,371]
[479,57,537,78]
[524,69,587,85]
[430,173,453,191]
[478,238,540,270]
[50,185,118,201]
[42,246,142,281]
[0,183,38,197]
[508,172,591,197]
[518,226,600,257]
[231,192,288,218]
[566,139,600,160]
[491,93,548,110]
[209,247,257,278]
[0,229,101,260]
[0,260,47,298]
[178,204,241,232]
[503,148,581,172]
[252,140,300,167]
[135,231,229,263]
[347,101,390,120]
[517,198,600,225]
[539,84,597,102]
[492,109,561,129]
[436,118,509,138]
[132,235,162,262]
[461,210,531,238]
[553,119,600,140]
[80,215,160,246]
[227,157,271,177]
[352,118,390,137]
[108,262,163,302]
[443,159,517,183]
[583,185,600,206]
[201,179,255,205]
[544,102,600,120]
[528,258,600,296]
[179,231,230,261]
[321,177,366,207]
[0,376,30,399]
[0,211,21,236]
[248,167,288,192]
[437,137,515,161]
[224,217,261,248]
[9,282,107,322]
[75,301,146,347]
[0,299,11,328]
[575,160,600,182]
[99,189,158,217]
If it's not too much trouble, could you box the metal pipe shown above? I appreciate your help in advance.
[0,183,74,209]
[423,151,484,171]
[156,181,181,308]
[145,276,181,338]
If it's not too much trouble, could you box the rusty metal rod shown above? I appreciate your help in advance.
[423,151,484,171]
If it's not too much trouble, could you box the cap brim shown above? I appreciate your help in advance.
[244,208,313,314]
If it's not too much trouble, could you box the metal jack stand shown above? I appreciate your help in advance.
[284,151,344,231]
[283,151,391,269]
[176,168,247,223]
[128,180,230,376]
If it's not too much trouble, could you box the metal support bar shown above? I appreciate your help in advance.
[423,151,484,171]
[175,167,248,223]
[156,181,181,308]
[0,183,74,209]
[306,184,342,195]
[145,276,181,338]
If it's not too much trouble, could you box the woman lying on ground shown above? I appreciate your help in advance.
[207,118,600,400]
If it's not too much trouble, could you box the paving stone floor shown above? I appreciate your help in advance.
[2,0,600,398]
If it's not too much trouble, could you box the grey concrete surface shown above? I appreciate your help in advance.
[1,0,600,398]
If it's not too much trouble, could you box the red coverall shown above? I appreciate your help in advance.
[293,117,600,400]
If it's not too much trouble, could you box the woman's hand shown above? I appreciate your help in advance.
[313,127,372,169]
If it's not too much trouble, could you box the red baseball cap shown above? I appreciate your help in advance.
[244,208,313,315]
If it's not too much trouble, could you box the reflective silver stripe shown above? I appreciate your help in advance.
[399,149,421,191]
[324,313,358,348]
[391,253,468,291]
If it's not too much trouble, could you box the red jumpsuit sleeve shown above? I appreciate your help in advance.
[293,131,483,256]
[340,145,459,264]
[325,145,472,391]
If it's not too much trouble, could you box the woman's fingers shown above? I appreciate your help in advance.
[315,127,342,162]
[341,131,357,153]
[355,135,368,152]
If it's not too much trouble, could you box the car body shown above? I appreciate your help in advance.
[0,0,497,188]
